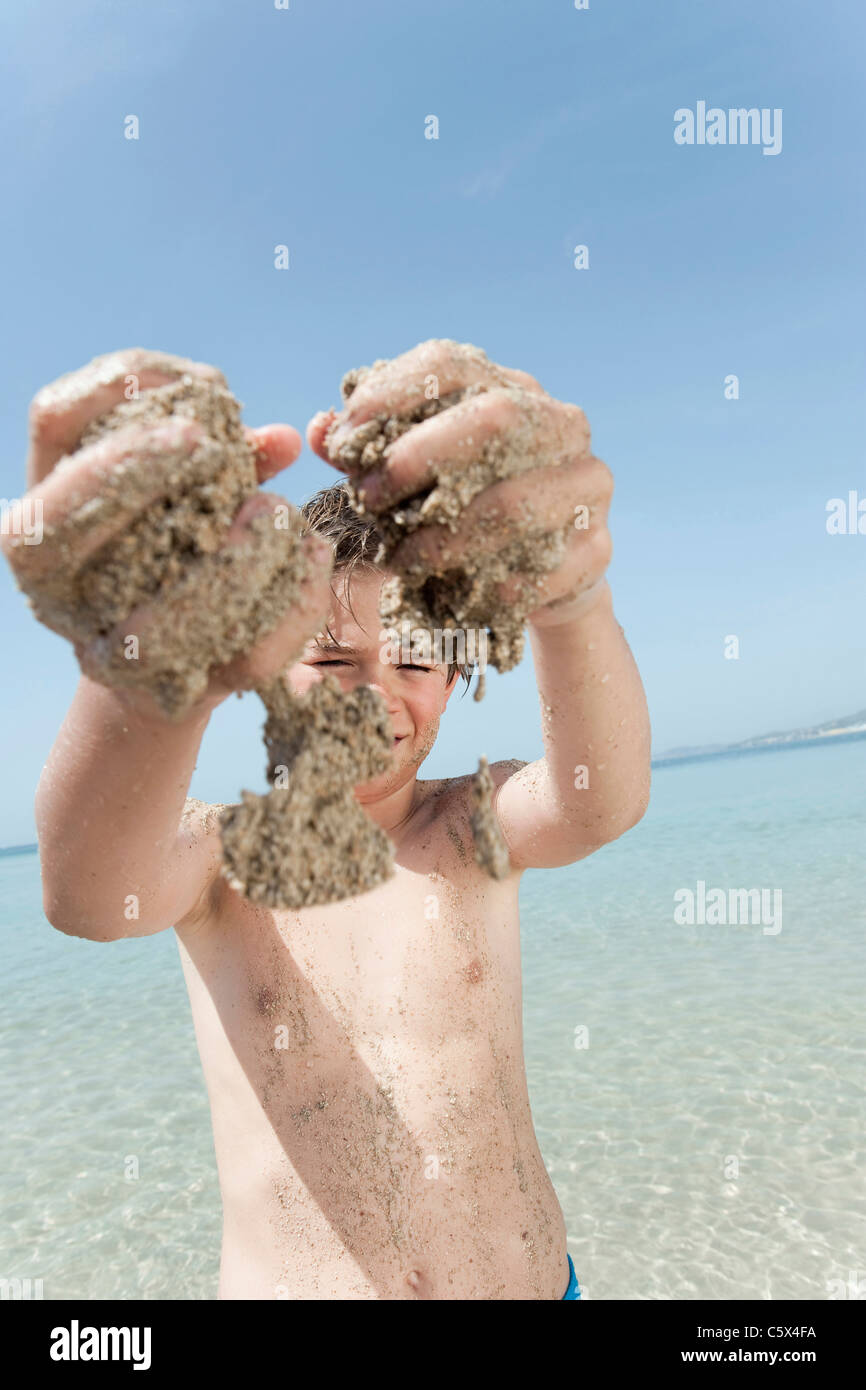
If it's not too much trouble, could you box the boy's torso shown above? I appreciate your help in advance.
[176,773,569,1300]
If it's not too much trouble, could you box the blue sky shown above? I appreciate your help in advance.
[1,0,863,842]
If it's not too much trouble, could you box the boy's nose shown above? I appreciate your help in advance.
[367,676,400,711]
[363,666,404,718]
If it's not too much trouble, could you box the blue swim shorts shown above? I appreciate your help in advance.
[562,1252,581,1300]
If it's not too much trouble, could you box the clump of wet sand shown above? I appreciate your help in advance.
[34,367,311,720]
[469,755,510,880]
[325,339,572,681]
[220,675,396,908]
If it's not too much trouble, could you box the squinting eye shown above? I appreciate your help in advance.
[398,664,434,672]
[316,659,349,667]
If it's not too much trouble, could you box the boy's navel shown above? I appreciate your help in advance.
[405,1267,428,1296]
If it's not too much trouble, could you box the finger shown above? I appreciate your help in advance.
[246,424,303,482]
[222,489,289,543]
[213,494,334,685]
[326,339,509,454]
[354,389,518,510]
[356,390,591,512]
[27,349,226,483]
[306,408,339,465]
[15,421,299,584]
[87,491,300,642]
[496,366,547,395]
[80,498,333,703]
[389,458,611,573]
[217,535,334,689]
[7,417,206,581]
[527,538,613,612]
[327,346,550,458]
[502,529,613,615]
[193,496,334,691]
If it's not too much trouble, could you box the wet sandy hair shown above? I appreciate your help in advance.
[299,481,472,691]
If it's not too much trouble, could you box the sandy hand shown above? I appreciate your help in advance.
[308,339,613,672]
[2,349,333,720]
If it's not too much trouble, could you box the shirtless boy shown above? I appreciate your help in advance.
[3,342,651,1300]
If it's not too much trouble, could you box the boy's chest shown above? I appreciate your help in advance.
[255,863,523,1053]
[189,831,525,1071]
[177,838,533,1200]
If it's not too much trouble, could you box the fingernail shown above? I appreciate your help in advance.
[358,475,380,507]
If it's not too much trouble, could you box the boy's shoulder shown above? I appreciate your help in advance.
[410,761,529,876]
[180,796,231,835]
[432,759,529,792]
[415,759,529,822]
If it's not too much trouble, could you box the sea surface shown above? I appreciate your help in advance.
[1,738,864,1300]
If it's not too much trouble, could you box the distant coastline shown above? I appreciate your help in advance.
[654,709,866,769]
[1,713,864,847]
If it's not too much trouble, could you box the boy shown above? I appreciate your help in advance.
[4,343,650,1300]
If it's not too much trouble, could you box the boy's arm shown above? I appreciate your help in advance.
[4,348,333,941]
[492,579,651,870]
[37,677,224,940]
[308,340,651,871]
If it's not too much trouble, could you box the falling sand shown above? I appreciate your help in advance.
[469,756,510,881]
[220,675,396,909]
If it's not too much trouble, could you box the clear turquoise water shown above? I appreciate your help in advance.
[2,739,864,1300]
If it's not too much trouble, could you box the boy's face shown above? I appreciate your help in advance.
[287,568,459,802]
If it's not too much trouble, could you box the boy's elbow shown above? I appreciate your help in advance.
[42,884,131,942]
[43,895,101,941]
[541,793,650,866]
